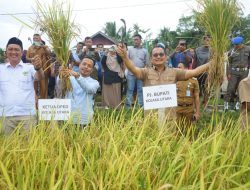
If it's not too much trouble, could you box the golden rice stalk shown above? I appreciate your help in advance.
[196,0,241,101]
[34,0,80,96]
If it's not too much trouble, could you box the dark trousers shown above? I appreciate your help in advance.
[48,76,56,99]
[225,70,249,103]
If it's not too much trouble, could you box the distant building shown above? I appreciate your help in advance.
[71,31,117,50]
[90,31,117,48]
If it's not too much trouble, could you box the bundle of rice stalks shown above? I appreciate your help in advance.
[196,0,241,105]
[34,0,80,98]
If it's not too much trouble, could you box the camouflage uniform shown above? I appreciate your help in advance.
[176,78,199,123]
[225,45,250,110]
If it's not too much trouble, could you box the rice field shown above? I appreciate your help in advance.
[0,108,249,189]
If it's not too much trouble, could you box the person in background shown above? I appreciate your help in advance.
[101,46,125,108]
[176,63,200,124]
[69,42,84,73]
[126,34,150,108]
[48,52,61,98]
[59,57,99,126]
[170,39,192,68]
[0,37,44,135]
[26,34,51,99]
[80,37,100,80]
[96,43,105,90]
[238,76,250,129]
[115,44,210,121]
[21,50,28,63]
[224,36,250,111]
[193,35,212,107]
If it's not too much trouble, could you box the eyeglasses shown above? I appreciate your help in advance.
[152,52,165,58]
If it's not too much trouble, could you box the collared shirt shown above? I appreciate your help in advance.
[228,45,250,68]
[139,66,186,86]
[127,47,150,75]
[138,66,186,120]
[66,76,99,125]
[176,78,199,105]
[0,61,36,117]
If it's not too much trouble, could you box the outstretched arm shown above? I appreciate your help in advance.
[115,45,142,79]
[184,61,211,80]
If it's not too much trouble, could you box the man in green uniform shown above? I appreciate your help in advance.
[176,63,200,123]
[224,36,250,111]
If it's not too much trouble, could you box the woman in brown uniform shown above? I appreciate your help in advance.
[176,63,200,124]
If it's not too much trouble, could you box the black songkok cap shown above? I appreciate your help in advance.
[6,37,23,50]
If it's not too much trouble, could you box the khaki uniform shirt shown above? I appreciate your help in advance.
[177,78,199,106]
[138,66,186,120]
[176,78,199,120]
[238,76,250,128]
[238,76,250,103]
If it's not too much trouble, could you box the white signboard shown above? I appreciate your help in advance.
[38,99,71,120]
[143,84,177,110]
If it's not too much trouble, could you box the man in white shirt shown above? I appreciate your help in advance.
[0,37,44,135]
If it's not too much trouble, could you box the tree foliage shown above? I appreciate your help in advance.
[0,48,5,63]
[102,22,150,46]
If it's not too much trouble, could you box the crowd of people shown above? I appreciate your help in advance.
[0,33,250,135]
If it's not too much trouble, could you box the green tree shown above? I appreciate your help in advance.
[131,23,150,36]
[176,14,204,48]
[157,27,178,50]
[102,21,132,45]
[231,14,250,44]
[102,21,119,40]
[0,48,5,63]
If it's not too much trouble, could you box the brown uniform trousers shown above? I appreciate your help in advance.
[225,46,250,104]
[26,46,51,99]
[176,78,199,124]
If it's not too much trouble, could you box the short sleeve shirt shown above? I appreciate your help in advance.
[139,67,186,86]
[176,78,199,105]
[137,66,187,120]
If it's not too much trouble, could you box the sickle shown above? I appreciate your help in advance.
[120,19,126,44]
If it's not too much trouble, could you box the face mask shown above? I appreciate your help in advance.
[33,41,41,46]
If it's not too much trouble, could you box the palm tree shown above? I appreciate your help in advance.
[131,23,150,36]
[102,21,132,45]
[102,22,119,40]
[158,27,178,50]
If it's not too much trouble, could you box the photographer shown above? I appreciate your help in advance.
[101,46,125,108]
[170,39,193,68]
[80,37,100,80]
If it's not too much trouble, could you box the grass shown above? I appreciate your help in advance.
[196,0,241,108]
[0,106,249,189]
